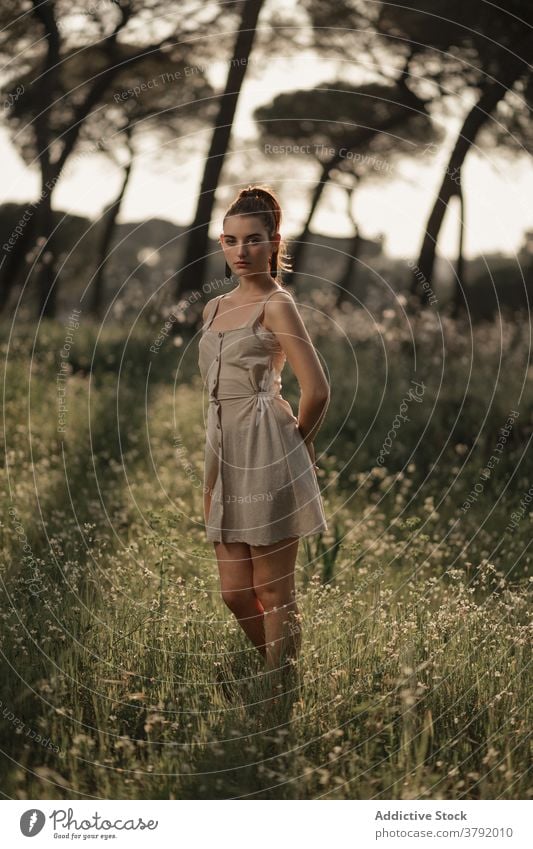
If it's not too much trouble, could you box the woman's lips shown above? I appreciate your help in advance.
[235,262,249,266]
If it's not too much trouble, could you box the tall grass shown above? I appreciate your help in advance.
[0,312,531,799]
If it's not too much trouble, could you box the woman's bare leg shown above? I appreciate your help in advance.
[214,540,266,659]
[250,537,301,674]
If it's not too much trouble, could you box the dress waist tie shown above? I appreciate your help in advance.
[209,389,283,426]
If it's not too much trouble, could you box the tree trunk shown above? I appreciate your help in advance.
[31,0,60,318]
[451,181,465,319]
[36,171,60,318]
[175,0,265,301]
[336,182,362,308]
[287,166,331,288]
[91,153,134,318]
[336,231,363,308]
[412,36,533,306]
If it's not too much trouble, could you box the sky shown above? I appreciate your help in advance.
[2,51,533,261]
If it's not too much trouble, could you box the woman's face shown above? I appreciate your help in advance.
[220,215,279,278]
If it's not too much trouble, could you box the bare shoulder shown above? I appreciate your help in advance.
[263,288,303,331]
[265,288,297,316]
[269,288,294,304]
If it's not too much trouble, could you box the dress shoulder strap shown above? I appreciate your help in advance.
[203,294,227,330]
[248,287,287,327]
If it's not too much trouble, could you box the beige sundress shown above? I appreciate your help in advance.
[197,288,329,545]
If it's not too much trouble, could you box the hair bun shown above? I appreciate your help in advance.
[241,186,272,200]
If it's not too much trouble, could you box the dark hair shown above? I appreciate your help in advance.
[223,184,292,282]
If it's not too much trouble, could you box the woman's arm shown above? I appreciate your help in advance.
[264,291,330,448]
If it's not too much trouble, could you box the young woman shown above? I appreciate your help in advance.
[197,185,330,695]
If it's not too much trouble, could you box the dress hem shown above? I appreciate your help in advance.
[205,525,328,547]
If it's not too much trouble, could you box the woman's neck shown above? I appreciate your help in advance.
[235,273,279,297]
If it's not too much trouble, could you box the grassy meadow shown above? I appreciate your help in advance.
[0,306,531,800]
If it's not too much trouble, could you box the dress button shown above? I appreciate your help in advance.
[217,423,221,429]
[218,332,223,337]
[215,356,219,361]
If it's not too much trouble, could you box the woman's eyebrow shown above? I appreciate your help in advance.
[225,232,263,238]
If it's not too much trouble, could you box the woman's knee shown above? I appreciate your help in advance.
[254,582,295,612]
[220,587,257,614]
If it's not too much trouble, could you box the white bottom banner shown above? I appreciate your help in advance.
[5,799,532,848]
